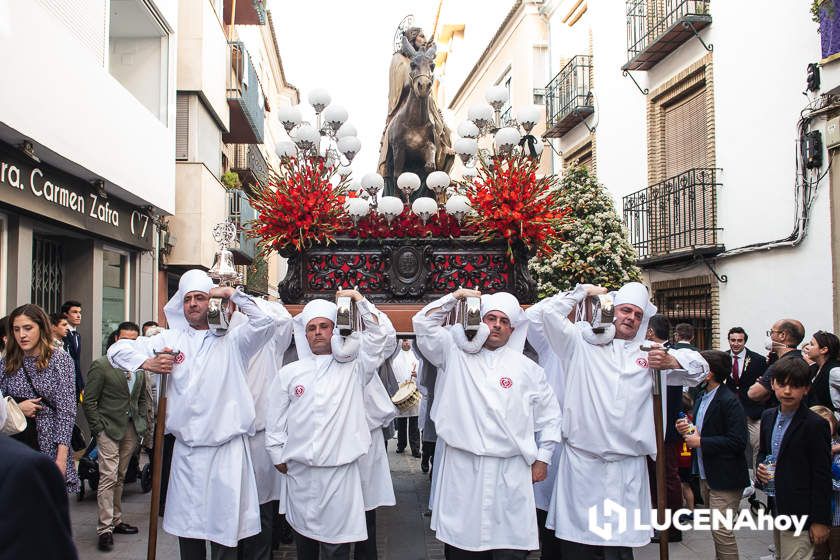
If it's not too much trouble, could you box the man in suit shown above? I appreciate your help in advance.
[83,321,147,552]
[0,398,78,559]
[756,357,830,558]
[722,327,767,490]
[677,350,749,560]
[61,300,83,396]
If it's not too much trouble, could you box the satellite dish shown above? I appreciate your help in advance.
[393,14,415,53]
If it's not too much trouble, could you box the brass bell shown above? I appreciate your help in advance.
[208,248,239,285]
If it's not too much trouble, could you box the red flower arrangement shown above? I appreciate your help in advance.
[248,157,348,253]
[463,154,570,259]
[339,206,472,239]
[248,154,567,258]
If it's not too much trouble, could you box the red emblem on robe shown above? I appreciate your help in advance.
[636,357,649,368]
[174,352,185,364]
[294,385,305,397]
[500,377,513,389]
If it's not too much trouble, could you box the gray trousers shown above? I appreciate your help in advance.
[178,537,237,560]
[238,501,276,560]
[295,529,351,560]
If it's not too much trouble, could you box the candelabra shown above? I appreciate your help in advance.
[453,86,544,173]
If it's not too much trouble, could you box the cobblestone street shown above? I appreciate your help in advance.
[69,444,777,560]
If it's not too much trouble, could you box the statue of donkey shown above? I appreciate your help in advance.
[385,37,439,199]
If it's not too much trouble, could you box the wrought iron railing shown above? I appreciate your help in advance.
[544,55,593,137]
[227,41,265,143]
[231,144,268,187]
[227,189,257,262]
[622,168,722,263]
[625,0,711,68]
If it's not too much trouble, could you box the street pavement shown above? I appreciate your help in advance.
[69,445,776,559]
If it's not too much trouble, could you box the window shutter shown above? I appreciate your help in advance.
[176,94,189,160]
[663,87,707,177]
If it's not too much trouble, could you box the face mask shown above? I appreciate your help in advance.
[764,337,778,352]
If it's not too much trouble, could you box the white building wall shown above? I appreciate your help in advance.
[544,1,834,346]
[0,0,176,213]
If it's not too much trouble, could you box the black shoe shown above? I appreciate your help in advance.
[421,457,430,473]
[650,529,682,544]
[396,448,405,454]
[113,522,139,535]
[98,532,114,552]
[411,451,422,458]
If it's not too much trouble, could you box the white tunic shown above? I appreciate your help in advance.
[359,313,397,511]
[235,299,293,504]
[525,298,566,513]
[534,285,707,547]
[108,290,273,546]
[414,294,562,552]
[390,348,420,417]
[265,299,388,543]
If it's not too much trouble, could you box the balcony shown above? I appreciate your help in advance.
[225,41,265,144]
[622,168,723,266]
[543,55,594,138]
[223,0,267,25]
[231,144,268,190]
[622,0,711,72]
[227,189,258,265]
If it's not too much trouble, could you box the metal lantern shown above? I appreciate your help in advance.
[411,197,438,224]
[445,194,472,225]
[337,136,361,162]
[378,196,404,224]
[344,197,371,226]
[397,172,421,203]
[277,105,302,133]
[360,172,384,200]
[308,88,331,114]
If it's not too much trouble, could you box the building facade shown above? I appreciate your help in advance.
[0,0,177,370]
[165,0,297,305]
[539,0,835,347]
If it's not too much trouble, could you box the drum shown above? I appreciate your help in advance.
[391,380,421,413]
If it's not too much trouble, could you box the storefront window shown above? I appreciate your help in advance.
[102,250,127,354]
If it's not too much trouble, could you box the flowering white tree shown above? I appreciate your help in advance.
[529,165,641,297]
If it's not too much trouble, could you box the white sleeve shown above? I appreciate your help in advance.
[107,331,169,372]
[540,285,588,361]
[664,348,709,387]
[525,298,554,365]
[531,364,563,463]
[228,290,276,362]
[265,365,292,465]
[412,294,458,369]
[829,367,840,411]
[355,299,390,385]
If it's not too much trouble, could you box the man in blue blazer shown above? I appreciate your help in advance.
[677,350,749,560]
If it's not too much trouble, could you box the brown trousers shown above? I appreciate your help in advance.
[96,421,138,535]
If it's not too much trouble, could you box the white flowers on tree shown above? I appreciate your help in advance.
[528,165,641,297]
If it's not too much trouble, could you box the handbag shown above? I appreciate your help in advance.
[2,395,27,435]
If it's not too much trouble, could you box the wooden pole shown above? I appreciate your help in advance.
[641,344,669,560]
[651,368,669,560]
[146,374,167,560]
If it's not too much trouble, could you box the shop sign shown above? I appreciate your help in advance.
[0,144,154,250]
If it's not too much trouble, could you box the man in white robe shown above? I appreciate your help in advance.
[534,282,708,559]
[413,288,563,559]
[265,289,389,560]
[108,269,274,559]
[390,339,421,457]
[524,297,566,559]
[232,299,293,560]
[355,311,398,560]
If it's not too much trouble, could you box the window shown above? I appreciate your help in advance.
[532,46,548,105]
[176,93,190,160]
[101,249,129,354]
[497,73,513,125]
[652,275,716,350]
[31,237,64,314]
[663,87,707,177]
[108,0,171,122]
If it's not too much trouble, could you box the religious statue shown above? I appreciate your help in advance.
[378,24,454,199]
